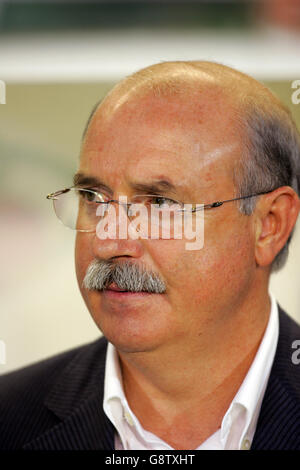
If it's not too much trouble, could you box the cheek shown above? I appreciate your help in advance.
[188,228,255,306]
[152,223,255,312]
[75,233,94,290]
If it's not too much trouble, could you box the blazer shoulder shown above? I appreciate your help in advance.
[0,336,107,395]
[251,306,300,449]
[0,336,107,449]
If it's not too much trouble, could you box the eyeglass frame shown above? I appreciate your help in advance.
[46,186,274,218]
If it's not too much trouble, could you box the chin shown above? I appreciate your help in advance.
[88,308,167,355]
[83,289,172,352]
[98,328,164,355]
[99,315,167,353]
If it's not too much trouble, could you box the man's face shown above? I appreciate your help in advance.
[75,89,256,354]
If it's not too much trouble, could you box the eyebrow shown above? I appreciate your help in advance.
[130,180,177,195]
[73,172,178,196]
[73,173,113,195]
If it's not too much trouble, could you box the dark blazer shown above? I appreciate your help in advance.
[0,306,300,450]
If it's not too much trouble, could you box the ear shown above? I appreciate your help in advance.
[254,186,300,267]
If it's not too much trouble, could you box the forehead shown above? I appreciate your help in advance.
[80,90,242,197]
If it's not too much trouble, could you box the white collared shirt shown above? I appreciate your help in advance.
[103,292,279,450]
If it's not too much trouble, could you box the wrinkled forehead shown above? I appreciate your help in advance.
[80,88,243,197]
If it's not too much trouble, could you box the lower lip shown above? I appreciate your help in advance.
[103,290,154,299]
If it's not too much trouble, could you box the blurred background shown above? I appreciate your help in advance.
[1,0,300,374]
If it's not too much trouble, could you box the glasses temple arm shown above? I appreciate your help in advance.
[191,190,273,212]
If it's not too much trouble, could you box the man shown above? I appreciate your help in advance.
[1,61,300,450]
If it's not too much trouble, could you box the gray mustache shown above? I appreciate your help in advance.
[83,259,166,294]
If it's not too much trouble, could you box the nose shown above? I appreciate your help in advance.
[92,200,145,261]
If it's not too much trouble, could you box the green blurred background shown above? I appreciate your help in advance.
[1,0,300,373]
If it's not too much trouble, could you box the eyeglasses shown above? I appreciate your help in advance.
[46,186,273,235]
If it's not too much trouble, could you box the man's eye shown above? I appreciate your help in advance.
[151,196,176,208]
[79,190,99,203]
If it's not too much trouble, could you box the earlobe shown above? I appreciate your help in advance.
[254,187,300,268]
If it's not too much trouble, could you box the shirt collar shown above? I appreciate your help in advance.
[104,341,123,403]
[103,342,169,449]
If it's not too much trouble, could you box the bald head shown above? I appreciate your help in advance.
[83,61,289,140]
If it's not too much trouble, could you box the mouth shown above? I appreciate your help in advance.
[102,282,155,298]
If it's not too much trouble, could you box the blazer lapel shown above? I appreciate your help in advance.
[23,393,115,450]
[251,307,300,450]
[23,337,115,450]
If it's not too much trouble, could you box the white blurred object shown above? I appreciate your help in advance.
[1,28,300,83]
